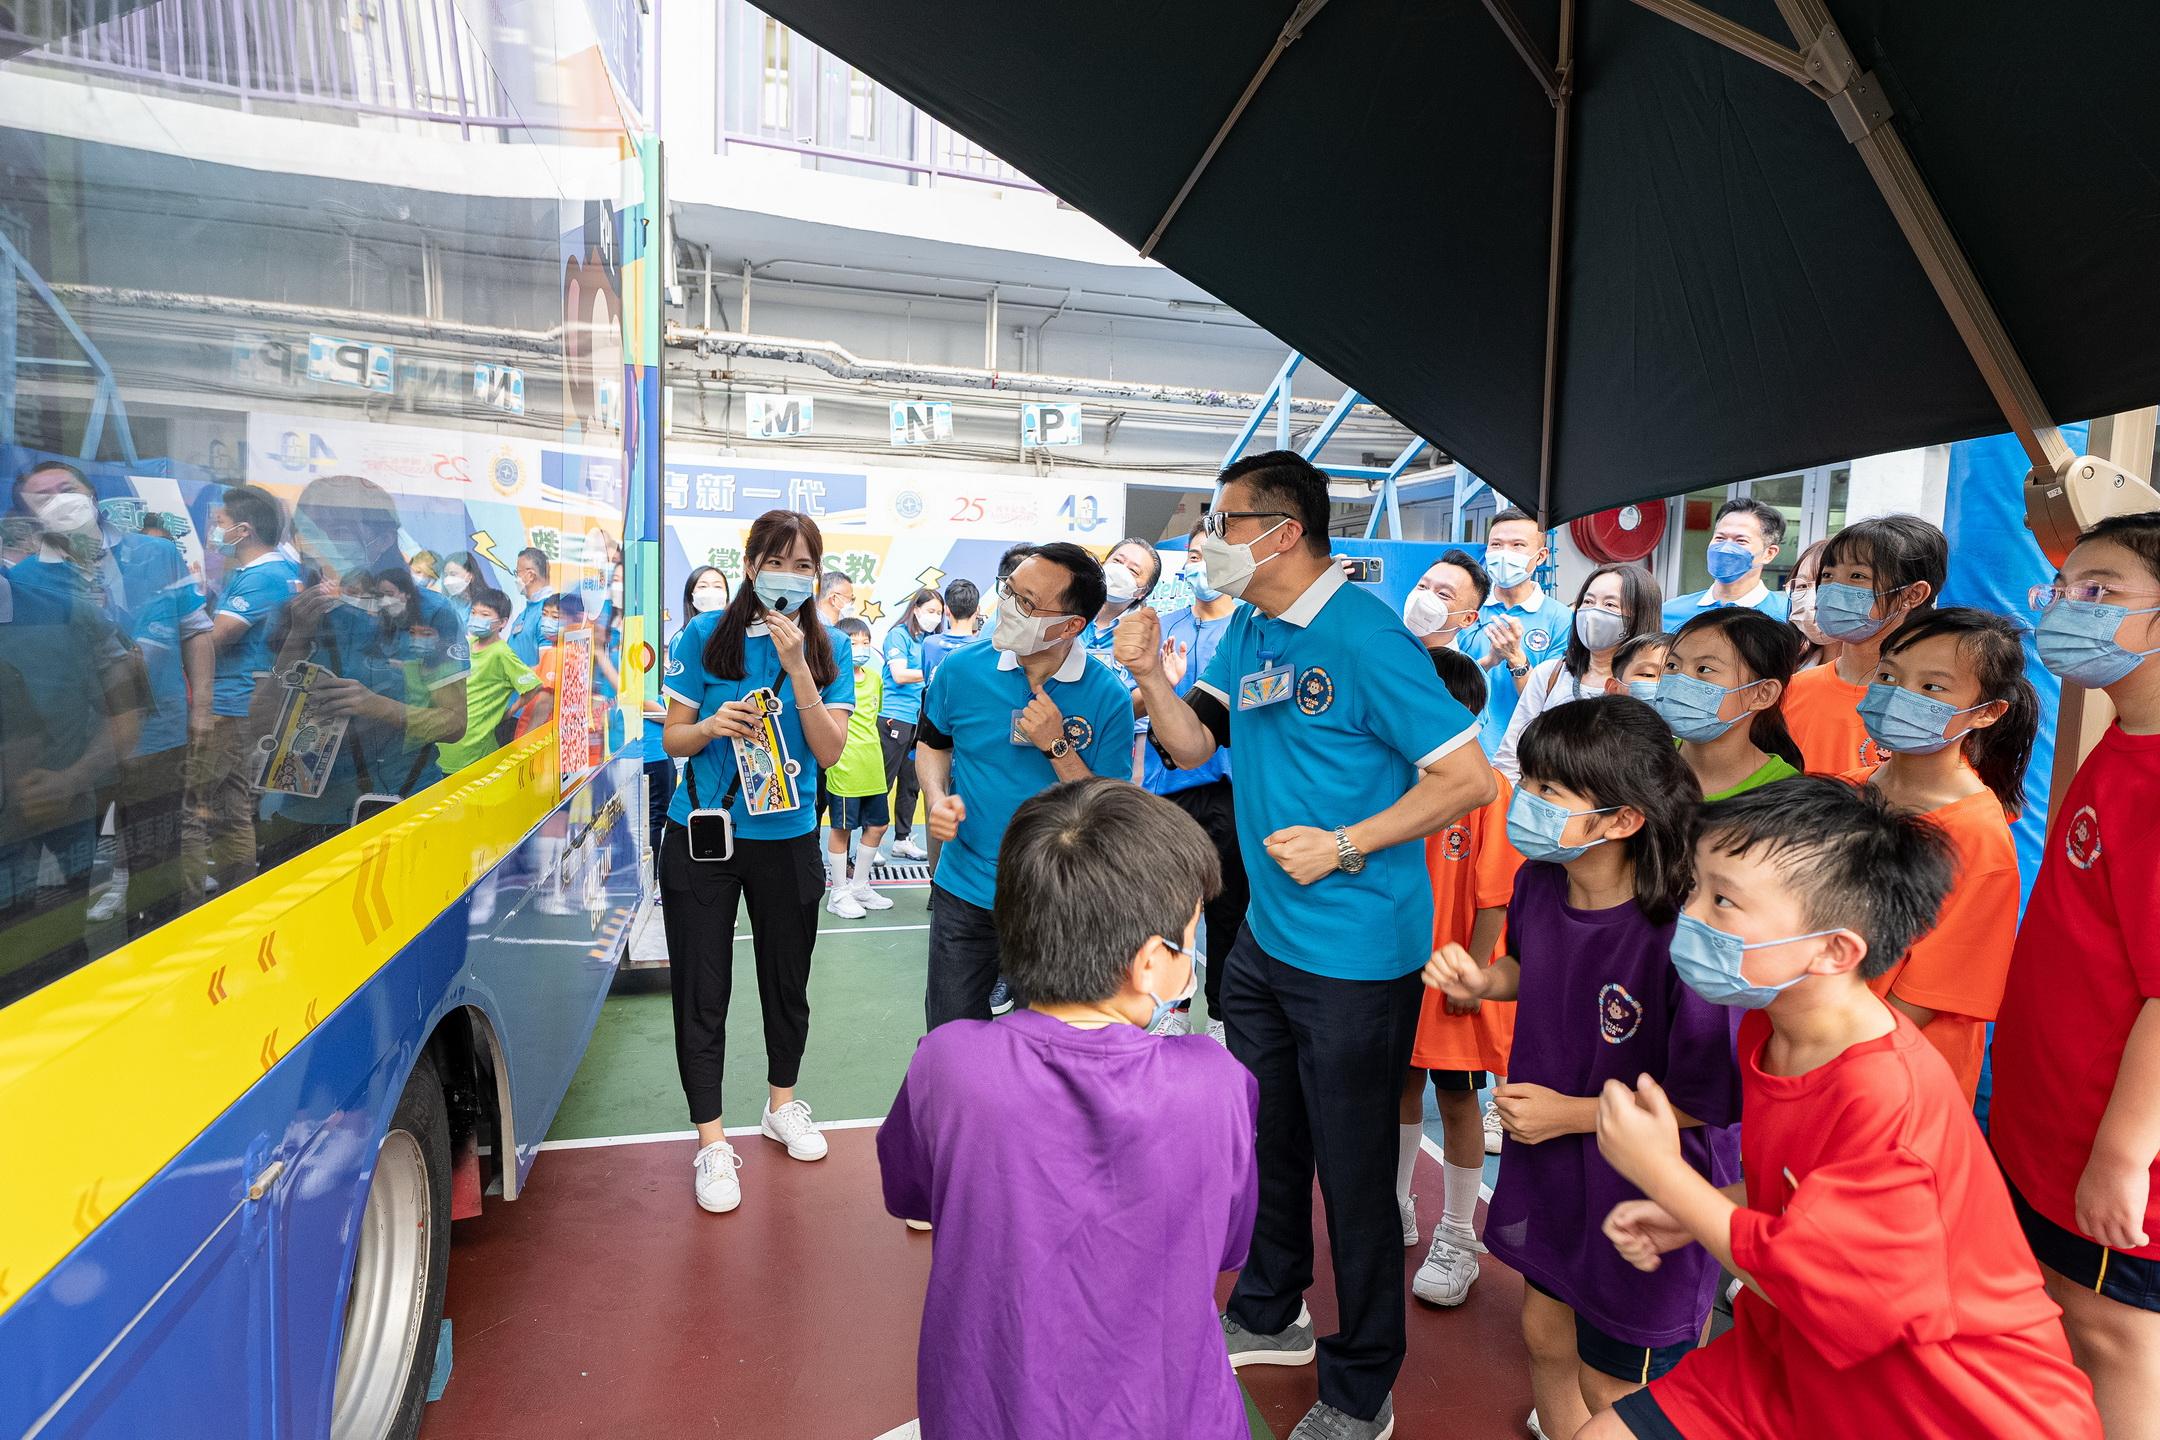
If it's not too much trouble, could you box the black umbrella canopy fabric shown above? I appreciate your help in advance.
[757,0,2160,523]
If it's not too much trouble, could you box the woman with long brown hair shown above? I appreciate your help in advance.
[658,510,854,1216]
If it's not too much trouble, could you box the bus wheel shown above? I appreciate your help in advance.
[331,1051,452,1440]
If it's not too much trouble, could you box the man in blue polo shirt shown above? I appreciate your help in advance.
[1471,506,1574,754]
[915,542,1135,1029]
[1659,494,1790,628]
[507,546,552,664]
[1121,452,1493,1440]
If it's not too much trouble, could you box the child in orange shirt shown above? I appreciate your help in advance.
[1785,515,1946,774]
[1398,648,1523,1307]
[1844,607,2036,1103]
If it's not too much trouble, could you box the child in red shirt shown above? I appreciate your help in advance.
[1585,777,2100,1440]
[1992,511,2160,1437]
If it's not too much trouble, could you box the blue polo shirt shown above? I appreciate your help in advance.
[1474,590,1573,754]
[1143,604,1236,796]
[212,552,304,716]
[1660,583,1789,631]
[662,612,856,840]
[920,626,982,681]
[1195,567,1479,981]
[507,590,550,665]
[881,625,927,723]
[918,637,1136,909]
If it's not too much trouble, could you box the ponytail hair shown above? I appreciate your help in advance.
[1880,607,2039,817]
[1670,607,1804,771]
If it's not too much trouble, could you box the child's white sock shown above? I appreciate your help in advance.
[824,848,848,888]
[1442,1160,1483,1239]
[1395,1123,1421,1207]
[849,852,874,889]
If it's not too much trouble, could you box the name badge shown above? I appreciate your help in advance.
[1238,661,1294,710]
[1009,708,1033,745]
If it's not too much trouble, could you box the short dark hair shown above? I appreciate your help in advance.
[995,779,1221,1006]
[516,546,550,579]
[216,483,285,545]
[835,615,872,643]
[1436,547,1492,608]
[1713,496,1787,548]
[1612,631,1675,677]
[1218,450,1331,557]
[1696,777,1956,980]
[12,459,91,514]
[1112,537,1164,598]
[997,543,1036,582]
[819,569,853,599]
[943,577,981,621]
[1428,646,1487,713]
[1026,540,1108,622]
[467,583,513,619]
[1517,695,1701,924]
[1487,506,1540,536]
[2077,510,2160,585]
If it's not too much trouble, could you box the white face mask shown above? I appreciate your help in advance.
[35,491,98,537]
[993,603,1072,658]
[838,600,858,620]
[691,585,728,613]
[1199,519,1286,600]
[443,573,469,597]
[1103,561,1141,604]
[1574,606,1629,651]
[1403,588,1460,638]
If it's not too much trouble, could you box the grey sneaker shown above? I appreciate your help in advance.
[1221,1301,1316,1368]
[1288,1396,1394,1440]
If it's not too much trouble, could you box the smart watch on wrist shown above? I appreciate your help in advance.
[1334,826,1366,875]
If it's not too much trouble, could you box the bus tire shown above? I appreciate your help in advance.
[330,1051,452,1440]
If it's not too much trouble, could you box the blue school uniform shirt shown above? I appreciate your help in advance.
[1143,604,1236,796]
[881,625,927,724]
[212,552,305,716]
[1475,589,1573,754]
[662,612,856,840]
[918,638,1136,909]
[1659,581,1790,631]
[1194,566,1480,981]
[507,591,550,665]
[920,626,982,681]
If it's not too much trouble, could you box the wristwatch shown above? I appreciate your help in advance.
[1334,827,1366,875]
[1046,737,1072,760]
[1507,660,1530,677]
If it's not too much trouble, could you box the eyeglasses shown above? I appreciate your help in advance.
[2027,582,2160,610]
[1197,510,1291,539]
[996,577,1076,621]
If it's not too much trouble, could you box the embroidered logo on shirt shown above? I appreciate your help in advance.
[1525,627,1555,653]
[1061,716,1094,749]
[1295,666,1335,715]
[230,594,251,613]
[1441,825,1471,861]
[2065,804,2103,870]
[1598,982,1643,1044]
[1859,736,1889,768]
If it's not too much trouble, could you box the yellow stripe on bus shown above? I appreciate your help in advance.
[0,726,570,1315]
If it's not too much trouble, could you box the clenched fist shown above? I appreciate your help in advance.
[928,793,967,843]
[1018,685,1067,752]
[1114,606,1163,678]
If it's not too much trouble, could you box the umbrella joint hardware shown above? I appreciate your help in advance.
[1795,24,1892,143]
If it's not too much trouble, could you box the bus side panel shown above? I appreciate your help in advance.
[0,760,635,1439]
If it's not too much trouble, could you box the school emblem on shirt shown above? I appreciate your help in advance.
[1061,716,1094,749]
[1860,736,1889,768]
[664,655,685,678]
[1525,627,1555,654]
[230,593,251,613]
[1598,983,1643,1044]
[2065,804,2103,870]
[1295,666,1335,715]
[1441,825,1471,862]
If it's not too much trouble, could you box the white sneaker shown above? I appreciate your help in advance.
[904,1218,933,1232]
[86,882,127,924]
[1207,1019,1229,1046]
[761,1099,829,1161]
[1413,1228,1484,1307]
[1399,1194,1419,1247]
[852,881,895,911]
[890,837,927,861]
[1483,1098,1505,1155]
[1151,1009,1191,1037]
[693,1141,743,1213]
[826,889,866,920]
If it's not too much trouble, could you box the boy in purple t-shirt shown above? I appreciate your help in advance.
[1430,696,1740,1437]
[879,778,1258,1440]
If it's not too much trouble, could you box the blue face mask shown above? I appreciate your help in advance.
[1624,679,1661,703]
[1670,914,1842,1009]
[1813,581,1902,642]
[539,615,562,641]
[466,614,496,639]
[753,571,816,615]
[1704,540,1756,585]
[1182,564,1224,603]
[1857,682,1993,755]
[1650,671,1761,744]
[209,524,242,558]
[1506,788,1619,864]
[2035,599,2160,689]
[1485,551,1532,591]
[1145,938,1200,1032]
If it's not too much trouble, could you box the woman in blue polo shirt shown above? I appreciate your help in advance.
[658,511,854,1218]
[879,586,944,860]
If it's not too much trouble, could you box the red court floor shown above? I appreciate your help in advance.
[420,1128,1535,1439]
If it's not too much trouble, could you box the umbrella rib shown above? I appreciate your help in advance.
[1476,0,1562,102]
[1138,0,1335,259]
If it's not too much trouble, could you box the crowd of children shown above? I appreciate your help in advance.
[867,503,2158,1440]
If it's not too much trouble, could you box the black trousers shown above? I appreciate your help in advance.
[1165,778,1250,1016]
[924,882,1001,1030]
[1223,926,1424,1422]
[658,822,824,1125]
[643,757,676,863]
[878,717,920,840]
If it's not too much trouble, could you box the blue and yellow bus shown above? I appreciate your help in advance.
[0,2,663,1434]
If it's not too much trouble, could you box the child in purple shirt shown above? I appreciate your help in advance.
[1430,695,1740,1437]
[879,778,1259,1440]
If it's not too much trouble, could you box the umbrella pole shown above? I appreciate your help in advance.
[1533,0,1574,530]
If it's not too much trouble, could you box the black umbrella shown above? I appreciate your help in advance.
[752,0,2160,527]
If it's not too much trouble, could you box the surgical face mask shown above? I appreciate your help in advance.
[753,571,816,615]
[993,602,1071,658]
[1403,588,1464,639]
[851,644,872,669]
[209,524,242,558]
[1625,678,1662,703]
[1485,550,1533,591]
[2036,599,2160,689]
[1145,939,1200,1032]
[1574,606,1628,652]
[1857,682,1993,756]
[1814,581,1901,642]
[1506,788,1619,865]
[380,596,409,623]
[609,582,624,607]
[1103,561,1142,605]
[1199,519,1287,600]
[1182,563,1223,604]
[1651,671,1761,744]
[837,600,859,620]
[1787,587,1829,645]
[540,615,562,640]
[34,491,98,536]
[1705,540,1757,585]
[443,573,469,598]
[692,584,729,613]
[467,613,498,639]
[1670,914,1840,1010]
